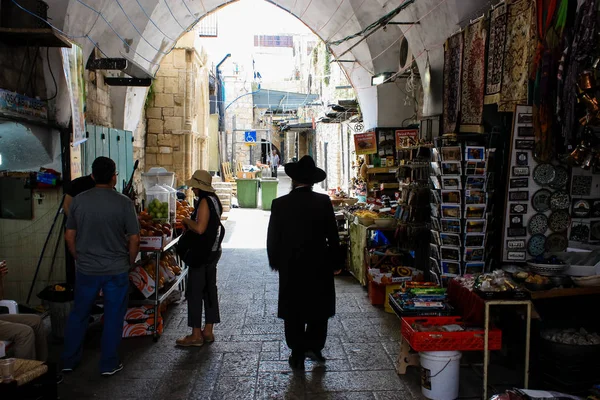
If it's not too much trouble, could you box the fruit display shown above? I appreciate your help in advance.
[146,198,170,220]
[176,200,194,230]
[138,211,172,237]
[137,251,182,290]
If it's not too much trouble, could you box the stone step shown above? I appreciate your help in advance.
[213,182,235,188]
[221,212,230,220]
[216,192,232,198]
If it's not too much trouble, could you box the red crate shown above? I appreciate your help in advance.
[401,316,502,352]
[368,281,385,305]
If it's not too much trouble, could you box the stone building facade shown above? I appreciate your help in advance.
[145,31,211,187]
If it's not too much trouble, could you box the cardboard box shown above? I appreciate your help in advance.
[129,266,156,298]
[237,171,258,179]
[139,235,166,251]
[104,305,164,338]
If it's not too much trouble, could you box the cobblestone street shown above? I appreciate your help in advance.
[55,172,422,399]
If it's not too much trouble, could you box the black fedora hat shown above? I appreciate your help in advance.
[284,155,327,184]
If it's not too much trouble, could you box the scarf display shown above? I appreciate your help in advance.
[499,0,536,112]
[443,32,464,134]
[460,18,488,132]
[485,2,508,104]
[561,0,599,142]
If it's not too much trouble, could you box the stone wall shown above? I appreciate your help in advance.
[145,42,211,187]
[316,123,343,191]
[85,68,113,127]
[222,78,255,166]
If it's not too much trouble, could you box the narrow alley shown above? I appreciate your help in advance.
[56,170,422,400]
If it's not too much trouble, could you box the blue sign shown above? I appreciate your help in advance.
[244,131,257,143]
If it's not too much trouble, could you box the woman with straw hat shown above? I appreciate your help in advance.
[176,170,225,347]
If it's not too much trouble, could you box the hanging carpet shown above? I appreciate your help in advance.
[460,18,488,133]
[443,32,464,134]
[485,2,508,104]
[499,0,536,112]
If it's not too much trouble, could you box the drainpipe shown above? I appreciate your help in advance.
[216,54,230,178]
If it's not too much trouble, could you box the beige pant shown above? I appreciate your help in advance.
[0,314,48,361]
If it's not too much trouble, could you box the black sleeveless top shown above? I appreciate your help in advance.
[190,192,224,263]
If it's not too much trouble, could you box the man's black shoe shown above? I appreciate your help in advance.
[306,350,326,363]
[288,354,305,371]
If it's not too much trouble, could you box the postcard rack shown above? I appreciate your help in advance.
[429,133,502,282]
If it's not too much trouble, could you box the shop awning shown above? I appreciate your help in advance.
[253,89,319,113]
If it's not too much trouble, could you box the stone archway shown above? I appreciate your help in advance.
[50,0,492,131]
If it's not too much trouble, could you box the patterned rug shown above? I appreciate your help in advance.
[443,32,464,134]
[485,2,508,104]
[460,18,488,132]
[499,0,535,112]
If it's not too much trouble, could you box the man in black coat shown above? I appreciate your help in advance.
[267,155,341,371]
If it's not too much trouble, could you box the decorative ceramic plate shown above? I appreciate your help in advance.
[533,164,556,186]
[528,213,548,235]
[532,189,552,212]
[550,166,569,189]
[572,199,591,218]
[550,190,570,211]
[545,233,568,252]
[528,234,547,257]
[548,210,570,233]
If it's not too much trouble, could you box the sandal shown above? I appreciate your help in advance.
[202,332,215,343]
[176,335,204,347]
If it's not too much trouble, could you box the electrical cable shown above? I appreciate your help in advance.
[328,0,414,47]
[115,0,176,55]
[299,0,314,20]
[327,0,368,45]
[38,47,58,102]
[134,0,177,41]
[317,0,345,33]
[162,0,188,31]
[74,0,161,66]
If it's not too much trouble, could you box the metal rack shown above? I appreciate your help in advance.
[136,236,188,341]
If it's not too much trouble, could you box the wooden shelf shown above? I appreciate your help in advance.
[0,28,72,48]
[529,286,600,300]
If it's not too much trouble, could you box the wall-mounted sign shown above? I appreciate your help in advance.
[354,131,377,155]
[0,89,48,122]
[395,129,419,149]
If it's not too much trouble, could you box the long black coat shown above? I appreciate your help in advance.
[267,187,341,321]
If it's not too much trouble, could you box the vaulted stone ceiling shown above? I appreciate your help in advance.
[44,0,492,129]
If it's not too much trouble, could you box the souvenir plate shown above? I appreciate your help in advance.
[572,175,592,196]
[506,239,526,250]
[516,152,529,166]
[510,214,524,228]
[527,234,547,257]
[532,189,552,212]
[513,166,530,176]
[572,199,591,218]
[533,164,556,186]
[593,200,600,217]
[550,166,569,189]
[515,140,535,150]
[507,227,527,237]
[545,233,568,252]
[510,203,528,214]
[591,221,600,241]
[507,251,527,261]
[570,222,590,242]
[550,190,570,211]
[510,191,529,201]
[548,210,570,233]
[528,213,548,235]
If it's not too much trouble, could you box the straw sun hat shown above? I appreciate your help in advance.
[185,170,216,193]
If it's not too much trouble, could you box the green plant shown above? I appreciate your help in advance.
[145,82,155,109]
[324,47,331,86]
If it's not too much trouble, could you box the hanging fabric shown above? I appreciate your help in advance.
[499,0,536,112]
[442,32,464,134]
[485,2,509,105]
[460,18,488,133]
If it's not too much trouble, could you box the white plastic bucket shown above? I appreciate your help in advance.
[419,351,461,400]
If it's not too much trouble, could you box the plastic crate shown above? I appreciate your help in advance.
[401,316,502,352]
[368,281,385,305]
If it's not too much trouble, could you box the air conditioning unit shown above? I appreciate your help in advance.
[398,36,414,72]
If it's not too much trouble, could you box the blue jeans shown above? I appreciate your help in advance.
[62,271,129,373]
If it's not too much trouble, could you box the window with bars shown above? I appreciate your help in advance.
[254,35,294,48]
[197,13,218,37]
